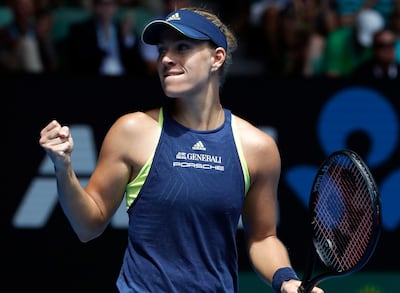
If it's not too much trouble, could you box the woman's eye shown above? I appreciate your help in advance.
[157,47,167,55]
[177,43,190,52]
[156,41,194,56]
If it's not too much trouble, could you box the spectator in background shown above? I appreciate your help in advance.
[352,28,399,79]
[388,6,400,63]
[322,8,385,78]
[302,0,339,77]
[278,0,333,77]
[249,0,291,76]
[334,0,385,27]
[66,0,157,76]
[35,7,59,72]
[249,0,338,77]
[0,0,58,73]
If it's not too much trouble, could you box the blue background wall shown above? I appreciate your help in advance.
[3,75,399,292]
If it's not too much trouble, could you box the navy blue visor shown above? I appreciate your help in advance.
[141,9,227,51]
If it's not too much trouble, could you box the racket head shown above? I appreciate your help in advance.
[308,149,381,276]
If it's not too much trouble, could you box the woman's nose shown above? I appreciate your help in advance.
[160,51,175,65]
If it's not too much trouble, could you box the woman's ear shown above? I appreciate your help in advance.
[211,47,226,72]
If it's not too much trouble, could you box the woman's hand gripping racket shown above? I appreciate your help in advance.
[298,149,381,293]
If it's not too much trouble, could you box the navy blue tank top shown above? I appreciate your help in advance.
[117,108,248,292]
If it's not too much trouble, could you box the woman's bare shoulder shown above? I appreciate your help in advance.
[232,114,277,148]
[99,109,161,149]
[232,114,280,173]
[111,108,160,132]
[117,108,159,124]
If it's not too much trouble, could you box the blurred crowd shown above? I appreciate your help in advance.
[0,0,399,79]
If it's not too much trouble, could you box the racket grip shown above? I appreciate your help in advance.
[297,285,306,293]
[298,282,313,293]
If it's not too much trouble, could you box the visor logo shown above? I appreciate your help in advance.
[166,12,181,22]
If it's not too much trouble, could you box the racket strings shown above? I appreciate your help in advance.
[312,155,375,272]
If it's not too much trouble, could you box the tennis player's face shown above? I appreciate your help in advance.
[157,29,215,98]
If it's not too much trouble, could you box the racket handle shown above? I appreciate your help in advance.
[298,282,312,293]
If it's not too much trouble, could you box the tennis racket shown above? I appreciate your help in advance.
[298,149,381,293]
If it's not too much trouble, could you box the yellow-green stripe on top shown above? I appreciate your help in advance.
[125,109,164,209]
[231,116,250,195]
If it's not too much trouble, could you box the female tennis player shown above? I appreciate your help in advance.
[39,6,323,293]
